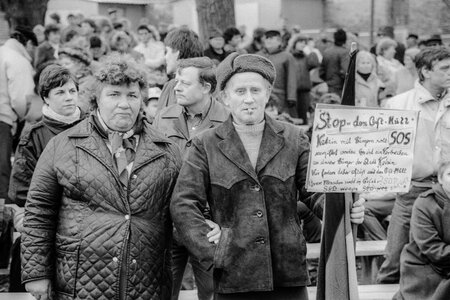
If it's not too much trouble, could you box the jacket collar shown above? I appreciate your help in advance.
[415,80,450,106]
[216,114,285,180]
[68,115,169,177]
[4,38,32,62]
[432,183,450,241]
[160,99,229,139]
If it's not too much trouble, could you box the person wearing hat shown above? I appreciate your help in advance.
[426,34,444,49]
[0,26,37,205]
[170,53,365,299]
[34,24,61,70]
[406,33,419,50]
[134,24,165,69]
[245,27,266,54]
[258,30,298,118]
[204,28,227,65]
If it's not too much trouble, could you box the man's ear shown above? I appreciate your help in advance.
[421,66,431,79]
[202,82,212,95]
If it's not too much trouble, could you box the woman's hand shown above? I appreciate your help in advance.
[25,279,52,300]
[205,219,221,244]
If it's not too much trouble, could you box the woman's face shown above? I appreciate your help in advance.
[45,80,78,116]
[59,55,80,74]
[357,56,373,74]
[295,40,306,51]
[383,45,396,60]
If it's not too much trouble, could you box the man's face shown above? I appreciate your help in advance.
[45,80,78,116]
[425,58,450,89]
[439,164,450,195]
[209,37,225,50]
[48,31,61,45]
[264,36,281,51]
[223,72,270,125]
[406,37,417,48]
[165,46,179,74]
[174,67,206,108]
[137,29,151,44]
[97,83,142,132]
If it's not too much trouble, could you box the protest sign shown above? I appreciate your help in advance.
[306,104,419,193]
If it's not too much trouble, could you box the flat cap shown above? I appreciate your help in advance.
[216,53,276,91]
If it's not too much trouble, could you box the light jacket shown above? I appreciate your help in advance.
[0,39,35,132]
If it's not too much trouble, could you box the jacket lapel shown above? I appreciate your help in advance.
[217,117,259,182]
[132,126,167,172]
[255,115,285,174]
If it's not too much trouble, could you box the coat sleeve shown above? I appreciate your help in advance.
[170,136,215,266]
[286,53,298,102]
[411,198,450,273]
[21,137,62,284]
[8,133,39,207]
[7,58,34,121]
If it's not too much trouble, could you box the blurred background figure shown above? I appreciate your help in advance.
[34,24,60,70]
[376,37,403,99]
[406,33,419,50]
[32,25,45,45]
[393,47,420,95]
[204,28,227,65]
[143,87,161,124]
[245,27,266,54]
[110,30,144,63]
[355,50,383,107]
[134,24,165,70]
[223,27,245,54]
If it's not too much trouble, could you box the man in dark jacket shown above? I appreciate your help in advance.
[319,28,350,97]
[156,28,204,111]
[154,56,228,300]
[21,54,182,300]
[204,29,227,66]
[170,53,365,299]
[258,30,298,118]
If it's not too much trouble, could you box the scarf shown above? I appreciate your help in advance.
[42,105,81,124]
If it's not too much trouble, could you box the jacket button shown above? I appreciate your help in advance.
[132,259,137,264]
[186,141,192,147]
[131,174,137,179]
[113,257,118,263]
[125,214,130,220]
[256,211,263,218]
[251,185,261,191]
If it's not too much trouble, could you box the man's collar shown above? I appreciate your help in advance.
[182,97,212,119]
[415,80,450,105]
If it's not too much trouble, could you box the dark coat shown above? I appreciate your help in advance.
[319,44,350,96]
[257,48,298,113]
[170,115,312,294]
[34,41,56,70]
[291,50,319,92]
[156,79,177,112]
[396,183,450,300]
[8,115,81,207]
[153,99,229,157]
[21,115,182,300]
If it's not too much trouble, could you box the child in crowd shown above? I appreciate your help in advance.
[395,160,450,299]
[355,50,384,107]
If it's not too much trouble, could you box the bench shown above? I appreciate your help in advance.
[0,285,400,300]
[307,240,387,284]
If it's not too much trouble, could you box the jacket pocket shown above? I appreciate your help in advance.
[55,246,80,297]
[213,227,231,269]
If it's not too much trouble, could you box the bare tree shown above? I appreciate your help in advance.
[0,0,49,29]
[195,0,235,45]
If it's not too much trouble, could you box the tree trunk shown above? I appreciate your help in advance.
[0,0,49,29]
[195,0,235,46]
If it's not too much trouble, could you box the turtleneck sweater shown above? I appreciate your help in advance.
[233,121,265,169]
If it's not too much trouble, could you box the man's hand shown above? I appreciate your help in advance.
[205,219,221,244]
[25,279,52,300]
[350,197,365,224]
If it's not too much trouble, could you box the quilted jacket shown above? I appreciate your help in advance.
[9,114,82,207]
[21,115,182,300]
[170,115,312,293]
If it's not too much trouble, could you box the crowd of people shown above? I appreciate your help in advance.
[0,8,450,300]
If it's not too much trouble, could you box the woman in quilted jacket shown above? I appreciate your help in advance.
[21,54,182,300]
[8,64,84,292]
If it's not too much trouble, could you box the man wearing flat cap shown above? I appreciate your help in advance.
[170,53,365,299]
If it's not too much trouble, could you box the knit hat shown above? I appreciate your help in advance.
[216,53,276,91]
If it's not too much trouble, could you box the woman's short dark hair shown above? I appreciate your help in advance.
[177,57,217,93]
[38,64,79,101]
[163,27,203,59]
[223,27,241,44]
[90,53,148,109]
[416,48,450,81]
